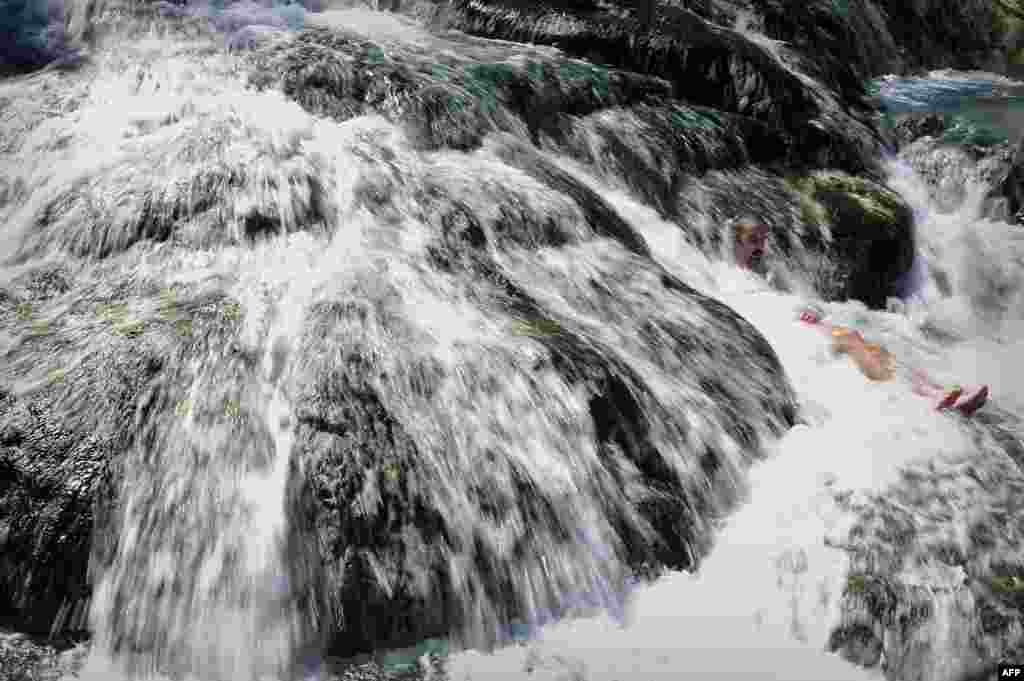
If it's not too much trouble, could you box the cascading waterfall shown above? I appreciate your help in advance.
[1,7,1019,680]
[444,151,1023,680]
[886,154,1024,414]
[64,136,1016,680]
[77,228,372,680]
[78,356,308,681]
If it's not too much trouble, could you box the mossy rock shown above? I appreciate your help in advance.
[842,572,899,617]
[510,318,563,337]
[986,569,1024,611]
[791,172,908,232]
[795,190,830,230]
[989,575,1024,594]
[788,171,914,308]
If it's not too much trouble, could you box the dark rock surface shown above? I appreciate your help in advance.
[889,113,948,150]
[0,268,241,640]
[0,36,807,667]
[0,0,1016,678]
[444,0,887,178]
[868,0,1004,75]
[789,172,916,309]
[0,628,88,681]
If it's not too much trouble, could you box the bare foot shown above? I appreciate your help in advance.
[954,385,989,417]
[799,310,821,325]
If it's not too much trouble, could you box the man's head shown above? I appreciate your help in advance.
[732,216,771,271]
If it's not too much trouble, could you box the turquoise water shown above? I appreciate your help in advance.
[873,73,1024,147]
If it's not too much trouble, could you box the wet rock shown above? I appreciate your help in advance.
[259,27,673,152]
[786,171,915,308]
[486,136,652,256]
[0,278,244,641]
[828,418,1024,679]
[897,136,1016,218]
[869,0,1004,75]
[0,367,147,637]
[559,103,787,218]
[827,623,884,667]
[988,137,1024,225]
[889,113,948,150]
[3,101,805,666]
[446,0,886,177]
[0,629,87,681]
[17,105,333,262]
[288,250,797,657]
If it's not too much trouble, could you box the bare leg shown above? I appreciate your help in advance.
[911,369,989,415]
[796,310,989,417]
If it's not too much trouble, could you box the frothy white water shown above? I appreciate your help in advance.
[446,154,1015,680]
[77,392,303,681]
[886,158,1024,414]
[446,284,971,679]
[307,8,434,45]
[16,20,1015,678]
[72,224,374,681]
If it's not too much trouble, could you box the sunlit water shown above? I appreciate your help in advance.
[0,15,1016,681]
[876,69,1024,145]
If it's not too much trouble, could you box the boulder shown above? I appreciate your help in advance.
[0,129,801,671]
[889,113,948,150]
[444,0,888,178]
[4,0,1013,674]
[787,171,916,308]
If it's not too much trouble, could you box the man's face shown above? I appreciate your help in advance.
[735,225,770,270]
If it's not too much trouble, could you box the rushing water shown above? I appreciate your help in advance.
[77,234,360,681]
[442,162,1024,681]
[2,11,1022,681]
[423,70,1024,681]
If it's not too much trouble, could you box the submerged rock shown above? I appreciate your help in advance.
[889,113,948,150]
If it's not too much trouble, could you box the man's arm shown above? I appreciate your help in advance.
[796,304,895,380]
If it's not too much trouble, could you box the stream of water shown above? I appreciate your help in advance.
[4,15,1018,681]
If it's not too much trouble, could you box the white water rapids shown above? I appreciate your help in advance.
[443,153,1023,680]
[5,14,1014,679]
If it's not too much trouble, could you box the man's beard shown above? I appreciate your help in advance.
[749,251,765,273]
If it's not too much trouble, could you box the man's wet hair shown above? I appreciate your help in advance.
[722,214,769,266]
[731,215,770,242]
